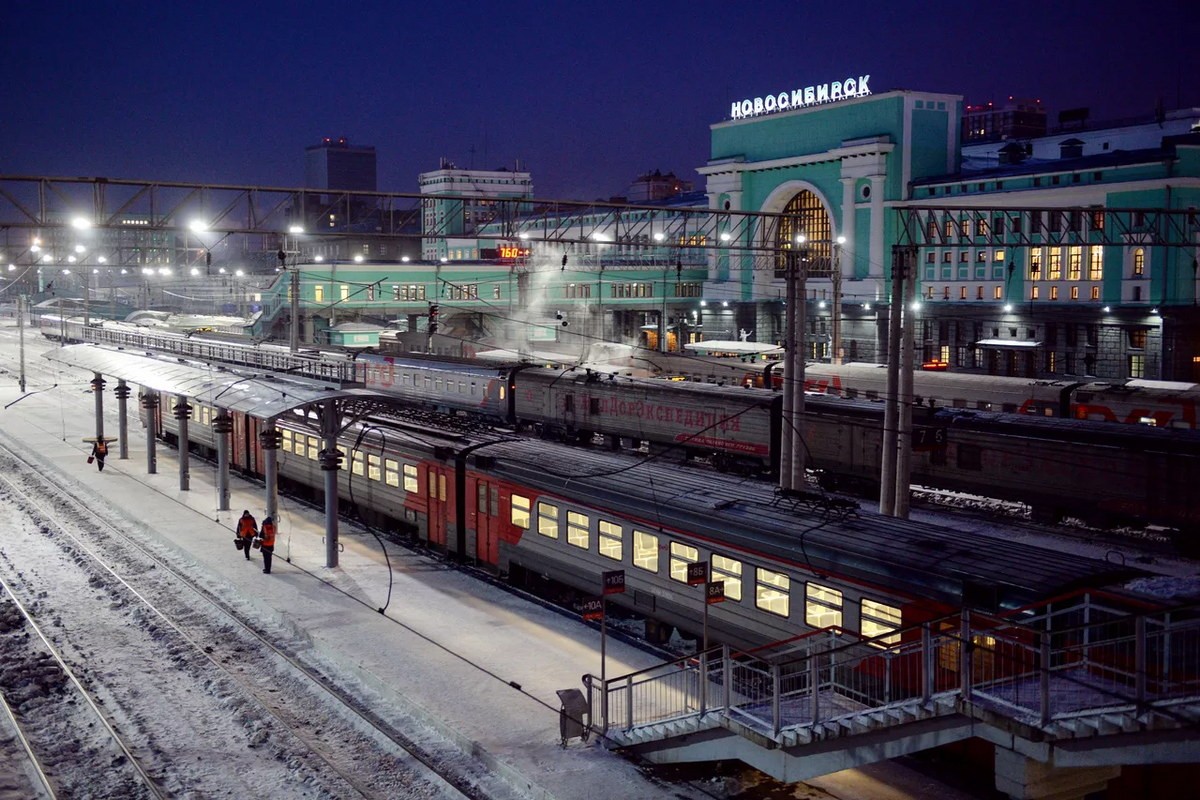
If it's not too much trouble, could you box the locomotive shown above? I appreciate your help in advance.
[43,315,1200,540]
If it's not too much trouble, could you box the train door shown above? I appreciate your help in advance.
[473,477,502,567]
[424,463,451,551]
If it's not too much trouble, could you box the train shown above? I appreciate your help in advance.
[40,315,1200,541]
[139,389,1154,654]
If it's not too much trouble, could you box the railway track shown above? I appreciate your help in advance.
[0,439,523,800]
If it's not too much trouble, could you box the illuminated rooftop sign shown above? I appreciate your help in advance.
[730,75,871,120]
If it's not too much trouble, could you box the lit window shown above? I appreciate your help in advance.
[350,451,365,476]
[598,520,623,561]
[1048,249,1062,280]
[510,494,530,529]
[537,502,559,539]
[1070,286,1080,300]
[367,454,381,482]
[1068,246,1082,280]
[307,436,320,460]
[567,511,589,549]
[384,458,399,487]
[670,542,700,583]
[281,429,293,454]
[1129,354,1145,378]
[1090,286,1100,300]
[1050,286,1059,300]
[756,568,790,617]
[340,285,350,301]
[712,554,743,601]
[805,582,843,628]
[994,286,1003,300]
[1132,248,1145,277]
[403,464,418,492]
[1088,248,1103,280]
[633,530,659,572]
[314,285,325,302]
[1031,286,1040,300]
[861,599,902,645]
[994,249,1006,262]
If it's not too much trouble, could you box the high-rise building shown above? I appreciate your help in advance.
[418,159,533,261]
[305,137,377,192]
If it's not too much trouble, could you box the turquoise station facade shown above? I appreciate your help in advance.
[255,87,1197,381]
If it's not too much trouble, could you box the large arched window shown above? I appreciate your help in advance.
[775,190,832,278]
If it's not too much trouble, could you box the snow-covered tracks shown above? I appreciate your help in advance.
[0,441,520,800]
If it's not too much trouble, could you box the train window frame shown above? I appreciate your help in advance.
[307,436,320,460]
[861,598,902,646]
[510,494,531,529]
[957,443,983,471]
[384,458,399,487]
[567,511,589,549]
[537,502,560,539]
[712,554,743,601]
[351,451,365,476]
[669,542,700,583]
[438,474,446,501]
[598,520,623,561]
[632,530,659,573]
[755,568,790,617]
[367,454,381,481]
[403,464,418,492]
[281,429,293,454]
[805,582,843,629]
[477,483,488,517]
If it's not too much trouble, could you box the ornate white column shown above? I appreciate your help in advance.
[869,175,886,280]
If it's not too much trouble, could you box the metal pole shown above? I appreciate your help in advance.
[289,256,300,353]
[779,251,797,492]
[143,392,159,475]
[174,396,190,492]
[600,596,607,698]
[17,295,26,392]
[879,246,905,515]
[792,249,808,487]
[320,399,342,568]
[213,410,231,509]
[115,380,130,459]
[895,254,915,519]
[91,373,105,442]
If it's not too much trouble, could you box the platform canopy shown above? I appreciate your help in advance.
[42,343,387,420]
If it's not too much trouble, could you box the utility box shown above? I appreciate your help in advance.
[556,688,589,747]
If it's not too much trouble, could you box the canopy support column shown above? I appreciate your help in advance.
[319,400,343,568]
[213,410,232,512]
[260,422,281,521]
[141,391,158,474]
[174,395,191,492]
[114,380,131,459]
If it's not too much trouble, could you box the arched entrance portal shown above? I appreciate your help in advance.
[775,190,833,279]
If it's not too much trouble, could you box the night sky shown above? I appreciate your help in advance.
[3,0,1196,201]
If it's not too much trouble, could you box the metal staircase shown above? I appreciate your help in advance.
[584,592,1200,779]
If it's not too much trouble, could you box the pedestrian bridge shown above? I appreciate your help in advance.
[583,591,1200,800]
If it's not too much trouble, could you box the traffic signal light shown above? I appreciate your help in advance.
[428,303,440,335]
[555,310,568,327]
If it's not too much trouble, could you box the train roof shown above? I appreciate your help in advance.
[477,438,1141,612]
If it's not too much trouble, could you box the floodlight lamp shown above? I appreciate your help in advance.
[189,220,208,233]
[1103,306,1110,313]
[74,244,86,253]
[720,232,731,242]
[235,269,244,277]
[654,232,665,242]
[218,267,227,274]
[863,303,871,310]
[62,268,71,275]
[1003,304,1012,312]
[71,217,92,230]
[699,300,707,307]
[818,300,826,309]
[314,255,324,262]
[722,301,729,307]
[288,225,305,234]
[796,234,807,244]
[440,257,448,264]
[67,256,76,264]
[836,236,846,245]
[98,256,107,263]
[401,256,410,263]
[518,232,529,240]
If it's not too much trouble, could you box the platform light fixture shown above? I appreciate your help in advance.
[354,254,364,263]
[71,216,92,230]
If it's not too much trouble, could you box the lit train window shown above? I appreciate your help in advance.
[598,520,623,561]
[537,503,560,539]
[367,454,381,481]
[805,583,843,629]
[669,542,700,583]
[351,451,365,476]
[712,554,742,601]
[567,512,589,549]
[510,495,530,529]
[633,530,659,572]
[861,599,902,645]
[756,569,790,617]
[307,437,320,460]
[499,385,506,400]
[281,430,293,453]
[294,437,307,459]
[384,459,399,487]
[403,464,418,492]
[438,474,446,500]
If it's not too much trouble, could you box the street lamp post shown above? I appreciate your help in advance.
[832,235,846,364]
[780,234,808,492]
[286,226,304,353]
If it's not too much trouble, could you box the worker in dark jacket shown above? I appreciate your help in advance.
[236,510,257,560]
[258,516,277,574]
[90,439,108,472]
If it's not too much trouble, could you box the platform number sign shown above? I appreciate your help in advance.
[686,562,708,586]
[602,570,626,595]
[581,597,604,621]
[913,425,948,452]
[706,581,726,605]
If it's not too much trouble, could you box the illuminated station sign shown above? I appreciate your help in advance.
[730,74,871,119]
[481,244,532,261]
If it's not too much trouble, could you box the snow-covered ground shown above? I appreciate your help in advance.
[0,322,1194,800]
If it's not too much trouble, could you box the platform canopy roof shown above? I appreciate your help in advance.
[43,344,386,420]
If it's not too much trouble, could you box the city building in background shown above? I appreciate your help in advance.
[419,159,533,262]
[304,137,377,192]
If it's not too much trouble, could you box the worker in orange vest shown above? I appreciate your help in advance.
[236,510,257,561]
[90,439,108,471]
[258,516,277,574]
